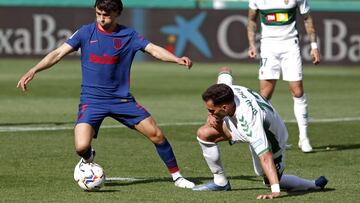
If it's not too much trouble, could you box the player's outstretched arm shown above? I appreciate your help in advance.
[17,43,74,91]
[144,43,192,69]
[256,151,281,199]
[303,13,321,65]
[247,9,258,59]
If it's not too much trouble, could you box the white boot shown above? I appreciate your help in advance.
[298,137,313,153]
[174,177,195,189]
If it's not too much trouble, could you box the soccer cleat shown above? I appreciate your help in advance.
[298,137,313,153]
[89,148,96,162]
[174,177,195,189]
[79,148,96,164]
[315,176,328,189]
[192,181,231,191]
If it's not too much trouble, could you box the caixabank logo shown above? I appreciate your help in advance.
[160,12,212,58]
[155,10,360,64]
[157,10,253,62]
[0,7,359,64]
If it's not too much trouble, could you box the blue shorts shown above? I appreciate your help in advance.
[76,98,151,138]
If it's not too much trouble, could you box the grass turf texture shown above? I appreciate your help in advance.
[0,59,360,202]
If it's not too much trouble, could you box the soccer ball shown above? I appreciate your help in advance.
[74,161,105,191]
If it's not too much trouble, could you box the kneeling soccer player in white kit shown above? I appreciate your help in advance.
[192,67,327,199]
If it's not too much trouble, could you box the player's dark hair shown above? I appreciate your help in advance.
[202,84,234,106]
[94,0,123,15]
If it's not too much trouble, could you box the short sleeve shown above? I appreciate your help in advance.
[248,0,258,10]
[297,0,311,15]
[249,118,270,157]
[131,30,150,52]
[245,99,270,157]
[66,26,86,51]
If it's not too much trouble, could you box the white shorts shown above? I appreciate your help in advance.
[259,39,303,81]
[249,109,288,178]
[250,145,286,179]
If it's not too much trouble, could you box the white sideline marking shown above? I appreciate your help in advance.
[105,177,144,182]
[0,117,360,133]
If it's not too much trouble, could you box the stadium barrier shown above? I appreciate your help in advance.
[1,0,360,10]
[0,5,359,64]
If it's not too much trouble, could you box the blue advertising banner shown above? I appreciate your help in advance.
[0,7,359,65]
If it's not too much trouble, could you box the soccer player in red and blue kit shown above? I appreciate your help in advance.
[17,0,195,188]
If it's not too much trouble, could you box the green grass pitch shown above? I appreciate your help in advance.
[0,58,360,202]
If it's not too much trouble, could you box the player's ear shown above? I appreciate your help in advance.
[223,103,233,113]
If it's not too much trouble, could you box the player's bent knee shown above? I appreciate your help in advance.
[75,144,91,157]
[197,126,212,142]
[196,127,206,140]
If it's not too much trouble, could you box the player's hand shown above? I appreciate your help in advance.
[177,56,193,69]
[17,69,36,91]
[248,46,257,59]
[207,114,223,129]
[311,48,320,65]
[256,192,281,199]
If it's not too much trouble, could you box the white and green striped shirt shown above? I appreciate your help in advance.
[224,85,286,157]
[249,0,310,43]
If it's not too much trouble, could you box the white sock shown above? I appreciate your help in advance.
[280,174,316,191]
[197,137,228,186]
[293,94,308,140]
[217,71,233,86]
[171,171,182,181]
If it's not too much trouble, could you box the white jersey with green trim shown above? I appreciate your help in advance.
[249,0,310,43]
[224,85,287,157]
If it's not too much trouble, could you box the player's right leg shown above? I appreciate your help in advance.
[74,123,96,163]
[260,79,277,100]
[74,102,105,163]
[258,43,281,100]
[192,122,231,191]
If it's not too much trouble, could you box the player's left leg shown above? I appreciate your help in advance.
[259,158,328,192]
[253,151,328,191]
[282,42,312,153]
[289,81,312,152]
[280,174,328,191]
[135,117,195,189]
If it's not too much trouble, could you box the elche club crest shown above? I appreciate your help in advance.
[284,0,289,5]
